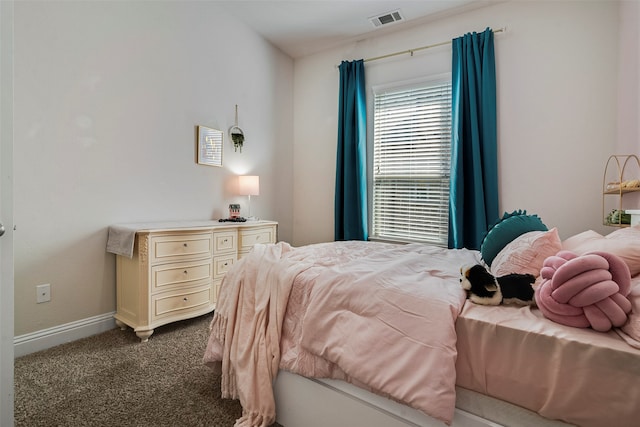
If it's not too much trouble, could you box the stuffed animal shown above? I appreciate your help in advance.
[460,264,536,306]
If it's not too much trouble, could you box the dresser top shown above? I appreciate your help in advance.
[111,219,276,232]
[107,220,277,257]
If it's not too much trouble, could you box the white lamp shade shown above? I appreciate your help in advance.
[238,175,260,196]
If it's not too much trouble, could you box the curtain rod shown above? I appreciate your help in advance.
[347,27,506,65]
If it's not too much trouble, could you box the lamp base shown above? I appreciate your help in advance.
[246,195,256,220]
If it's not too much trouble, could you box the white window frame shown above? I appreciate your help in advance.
[370,75,452,246]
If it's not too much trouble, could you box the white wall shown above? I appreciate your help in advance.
[13,1,294,335]
[618,0,640,155]
[292,0,625,246]
[615,0,640,209]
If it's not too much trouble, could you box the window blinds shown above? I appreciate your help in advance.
[372,80,452,246]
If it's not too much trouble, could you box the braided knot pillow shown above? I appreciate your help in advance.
[535,250,632,332]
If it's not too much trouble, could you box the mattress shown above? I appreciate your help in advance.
[274,371,574,427]
[455,277,640,427]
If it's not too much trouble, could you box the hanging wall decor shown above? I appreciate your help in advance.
[230,104,245,152]
[197,125,223,167]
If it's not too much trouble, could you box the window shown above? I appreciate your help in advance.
[372,78,452,246]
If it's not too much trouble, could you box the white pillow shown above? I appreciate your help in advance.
[562,226,640,276]
[491,228,562,278]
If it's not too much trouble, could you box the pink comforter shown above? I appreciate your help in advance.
[204,240,481,425]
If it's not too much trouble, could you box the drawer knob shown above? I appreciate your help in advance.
[183,297,188,301]
[224,262,228,266]
[183,270,188,274]
[183,243,188,247]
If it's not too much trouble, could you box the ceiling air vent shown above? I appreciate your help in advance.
[369,10,404,28]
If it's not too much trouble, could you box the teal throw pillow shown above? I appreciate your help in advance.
[480,210,548,266]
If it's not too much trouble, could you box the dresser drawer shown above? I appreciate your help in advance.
[214,230,237,253]
[239,226,276,252]
[151,259,213,292]
[152,286,213,319]
[150,232,213,263]
[213,254,237,279]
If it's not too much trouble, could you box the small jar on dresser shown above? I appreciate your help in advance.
[108,220,277,341]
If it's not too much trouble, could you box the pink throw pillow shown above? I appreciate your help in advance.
[491,228,562,278]
[561,226,640,276]
[562,230,604,251]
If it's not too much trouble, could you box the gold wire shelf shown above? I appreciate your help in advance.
[602,154,640,227]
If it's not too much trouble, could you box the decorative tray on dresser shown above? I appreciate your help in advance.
[106,220,277,341]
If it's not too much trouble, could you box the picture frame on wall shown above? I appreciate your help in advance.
[197,125,223,167]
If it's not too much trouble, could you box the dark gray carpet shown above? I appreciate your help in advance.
[14,313,282,427]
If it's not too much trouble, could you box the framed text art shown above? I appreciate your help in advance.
[197,125,223,167]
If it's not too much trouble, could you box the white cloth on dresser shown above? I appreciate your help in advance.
[106,224,139,257]
[106,220,221,257]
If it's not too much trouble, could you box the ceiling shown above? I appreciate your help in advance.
[216,0,489,58]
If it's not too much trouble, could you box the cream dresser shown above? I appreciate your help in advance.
[109,220,277,341]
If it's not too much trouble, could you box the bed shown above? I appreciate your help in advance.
[203,220,640,427]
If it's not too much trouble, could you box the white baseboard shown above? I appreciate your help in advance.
[13,312,116,357]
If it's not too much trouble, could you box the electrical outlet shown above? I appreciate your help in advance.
[36,284,51,303]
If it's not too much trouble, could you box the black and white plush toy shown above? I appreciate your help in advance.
[460,264,536,306]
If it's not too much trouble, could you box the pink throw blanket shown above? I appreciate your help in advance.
[204,242,313,427]
[535,250,632,331]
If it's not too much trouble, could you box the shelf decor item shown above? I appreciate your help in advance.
[230,104,245,152]
[197,125,223,167]
[626,209,640,226]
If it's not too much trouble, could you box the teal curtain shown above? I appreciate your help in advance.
[335,60,368,241]
[448,28,499,249]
